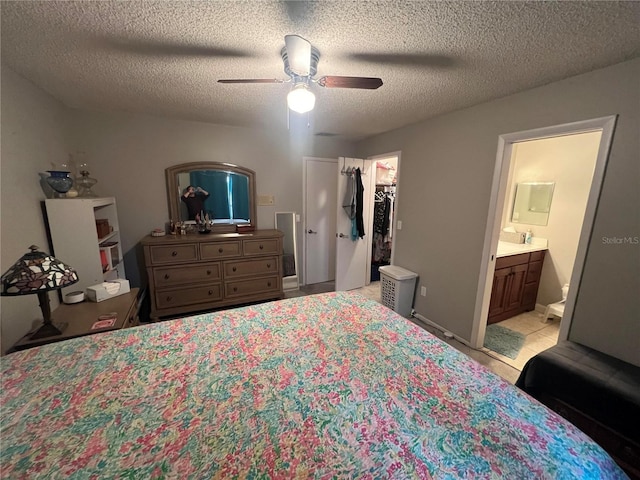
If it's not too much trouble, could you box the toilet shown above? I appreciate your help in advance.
[542,284,569,322]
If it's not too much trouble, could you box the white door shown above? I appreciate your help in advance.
[304,158,337,285]
[335,157,370,291]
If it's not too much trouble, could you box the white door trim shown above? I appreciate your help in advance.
[470,116,617,349]
[302,156,338,286]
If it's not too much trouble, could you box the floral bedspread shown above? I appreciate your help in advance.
[1,292,625,479]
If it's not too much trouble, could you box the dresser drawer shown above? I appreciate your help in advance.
[201,241,242,260]
[155,283,222,309]
[154,263,221,287]
[149,244,198,265]
[224,257,279,278]
[243,238,280,256]
[225,275,280,298]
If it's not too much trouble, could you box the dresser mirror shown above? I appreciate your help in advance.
[166,162,257,232]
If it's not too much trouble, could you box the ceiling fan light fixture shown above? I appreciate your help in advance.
[287,83,315,113]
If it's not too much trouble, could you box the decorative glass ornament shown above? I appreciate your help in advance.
[76,170,98,197]
[45,171,73,198]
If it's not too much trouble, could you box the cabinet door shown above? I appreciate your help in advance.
[505,264,528,312]
[488,267,511,319]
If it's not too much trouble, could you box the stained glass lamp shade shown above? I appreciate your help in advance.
[1,245,79,339]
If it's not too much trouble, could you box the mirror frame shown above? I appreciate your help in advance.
[165,161,257,233]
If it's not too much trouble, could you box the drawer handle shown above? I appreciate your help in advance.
[233,287,238,292]
[171,251,178,257]
[267,281,272,287]
[206,270,211,275]
[208,290,213,295]
[232,267,237,272]
[218,248,223,253]
[259,244,264,250]
[164,274,170,280]
[166,296,172,302]
[266,263,271,268]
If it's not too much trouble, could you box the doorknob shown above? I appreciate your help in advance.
[338,233,347,238]
[307,229,318,234]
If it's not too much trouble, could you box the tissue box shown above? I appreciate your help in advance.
[86,279,130,302]
[499,231,526,244]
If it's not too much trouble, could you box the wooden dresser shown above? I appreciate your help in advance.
[142,230,284,320]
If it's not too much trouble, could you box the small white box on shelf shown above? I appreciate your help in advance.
[86,279,130,302]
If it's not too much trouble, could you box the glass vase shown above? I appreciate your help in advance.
[76,170,98,198]
[45,171,73,198]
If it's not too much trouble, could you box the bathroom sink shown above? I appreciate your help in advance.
[497,240,547,257]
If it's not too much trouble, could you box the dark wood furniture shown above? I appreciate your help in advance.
[517,341,640,479]
[488,250,545,324]
[10,288,141,352]
[142,230,284,320]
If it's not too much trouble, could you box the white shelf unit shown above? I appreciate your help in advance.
[45,197,126,296]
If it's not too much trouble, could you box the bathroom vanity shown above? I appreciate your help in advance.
[488,242,546,324]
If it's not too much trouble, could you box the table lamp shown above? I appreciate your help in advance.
[1,245,79,339]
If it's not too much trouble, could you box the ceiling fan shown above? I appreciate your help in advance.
[218,35,383,114]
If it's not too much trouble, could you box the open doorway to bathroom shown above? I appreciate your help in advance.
[472,116,617,371]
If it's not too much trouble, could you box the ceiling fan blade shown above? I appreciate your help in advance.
[317,76,383,89]
[218,79,286,84]
[284,35,312,76]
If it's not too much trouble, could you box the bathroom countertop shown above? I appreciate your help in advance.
[497,240,547,258]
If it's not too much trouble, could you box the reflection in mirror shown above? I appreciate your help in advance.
[511,182,555,226]
[166,162,256,232]
[275,212,299,291]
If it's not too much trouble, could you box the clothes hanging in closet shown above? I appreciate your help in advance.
[354,168,365,239]
[372,188,395,264]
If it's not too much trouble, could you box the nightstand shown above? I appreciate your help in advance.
[10,288,141,352]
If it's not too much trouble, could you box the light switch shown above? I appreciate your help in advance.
[257,195,275,206]
[295,214,301,222]
[397,220,402,230]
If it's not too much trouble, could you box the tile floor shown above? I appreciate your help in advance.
[287,281,532,384]
[484,311,561,371]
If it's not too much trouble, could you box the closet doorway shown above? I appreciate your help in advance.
[365,153,401,286]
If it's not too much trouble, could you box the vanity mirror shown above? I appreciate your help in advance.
[511,181,555,226]
[166,162,256,233]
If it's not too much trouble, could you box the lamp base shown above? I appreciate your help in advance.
[29,321,68,340]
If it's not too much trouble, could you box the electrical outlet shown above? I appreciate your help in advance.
[420,286,427,297]
[397,220,402,230]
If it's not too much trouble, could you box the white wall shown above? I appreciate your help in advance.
[356,58,640,366]
[503,132,601,306]
[0,66,72,353]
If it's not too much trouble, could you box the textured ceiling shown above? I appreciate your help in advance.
[2,1,639,140]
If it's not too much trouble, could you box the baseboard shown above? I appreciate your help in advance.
[412,312,474,349]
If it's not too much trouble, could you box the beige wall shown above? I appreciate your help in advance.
[356,59,640,366]
[502,132,601,306]
[0,67,72,352]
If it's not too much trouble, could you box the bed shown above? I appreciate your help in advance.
[1,292,625,478]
